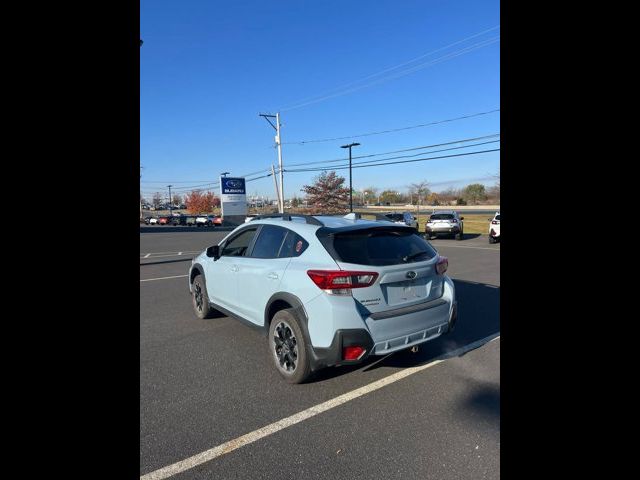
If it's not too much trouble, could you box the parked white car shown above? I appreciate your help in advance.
[148,217,158,225]
[489,212,500,243]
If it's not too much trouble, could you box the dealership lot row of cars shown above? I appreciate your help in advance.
[143,213,222,226]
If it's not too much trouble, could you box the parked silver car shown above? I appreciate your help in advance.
[383,212,419,231]
[425,210,464,240]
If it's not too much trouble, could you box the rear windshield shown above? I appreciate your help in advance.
[429,213,454,220]
[329,230,437,266]
[384,213,404,221]
[495,214,500,221]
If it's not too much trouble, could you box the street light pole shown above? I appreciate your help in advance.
[340,142,360,212]
[167,185,173,215]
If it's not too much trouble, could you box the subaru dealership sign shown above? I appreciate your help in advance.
[220,177,247,217]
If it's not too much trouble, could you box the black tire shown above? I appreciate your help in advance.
[457,230,464,241]
[192,274,214,319]
[489,235,496,244]
[268,309,312,384]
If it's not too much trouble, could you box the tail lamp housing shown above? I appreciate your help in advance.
[307,270,378,296]
[436,256,448,275]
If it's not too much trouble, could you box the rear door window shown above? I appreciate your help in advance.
[495,214,500,221]
[429,213,454,220]
[329,229,437,266]
[250,225,289,258]
[278,231,309,258]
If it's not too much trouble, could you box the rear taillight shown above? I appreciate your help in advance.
[492,220,499,224]
[343,346,366,361]
[436,256,448,275]
[306,270,378,296]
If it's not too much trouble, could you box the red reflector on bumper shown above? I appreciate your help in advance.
[343,346,366,361]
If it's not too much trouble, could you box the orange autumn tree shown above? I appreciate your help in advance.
[185,190,220,214]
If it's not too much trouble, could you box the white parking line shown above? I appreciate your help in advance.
[140,332,500,480]
[140,275,189,283]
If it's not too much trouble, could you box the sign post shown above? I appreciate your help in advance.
[220,177,247,227]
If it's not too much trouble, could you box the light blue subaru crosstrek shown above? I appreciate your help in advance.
[189,213,457,383]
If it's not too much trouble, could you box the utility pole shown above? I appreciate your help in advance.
[340,142,360,212]
[167,185,173,215]
[270,164,281,212]
[259,113,284,213]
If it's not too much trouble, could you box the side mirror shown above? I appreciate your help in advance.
[206,245,220,259]
[460,216,464,220]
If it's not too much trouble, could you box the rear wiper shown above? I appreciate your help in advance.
[403,251,429,262]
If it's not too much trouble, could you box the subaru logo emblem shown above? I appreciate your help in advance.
[226,179,242,188]
[406,271,417,279]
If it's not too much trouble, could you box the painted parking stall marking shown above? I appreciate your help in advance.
[140,275,189,283]
[140,333,500,480]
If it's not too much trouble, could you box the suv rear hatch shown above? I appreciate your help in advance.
[317,225,448,342]
[428,213,456,228]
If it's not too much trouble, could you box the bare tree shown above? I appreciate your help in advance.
[408,181,430,206]
[152,192,163,209]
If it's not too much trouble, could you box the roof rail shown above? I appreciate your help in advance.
[252,213,324,226]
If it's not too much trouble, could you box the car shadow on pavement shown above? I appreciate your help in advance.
[460,383,500,420]
[311,279,500,382]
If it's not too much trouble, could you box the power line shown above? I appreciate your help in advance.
[284,148,500,173]
[279,25,500,112]
[279,36,500,112]
[283,109,499,145]
[284,133,500,168]
[284,139,499,173]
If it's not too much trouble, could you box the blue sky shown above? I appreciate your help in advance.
[140,0,500,201]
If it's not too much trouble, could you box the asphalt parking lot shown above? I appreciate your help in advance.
[140,229,500,479]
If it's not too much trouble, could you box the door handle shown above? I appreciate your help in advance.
[267,272,279,280]
[231,265,239,272]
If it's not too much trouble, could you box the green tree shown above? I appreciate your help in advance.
[301,171,350,213]
[362,187,379,204]
[463,183,488,205]
[379,190,401,204]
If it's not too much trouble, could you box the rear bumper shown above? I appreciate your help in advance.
[426,226,460,235]
[309,329,375,371]
[304,277,456,367]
